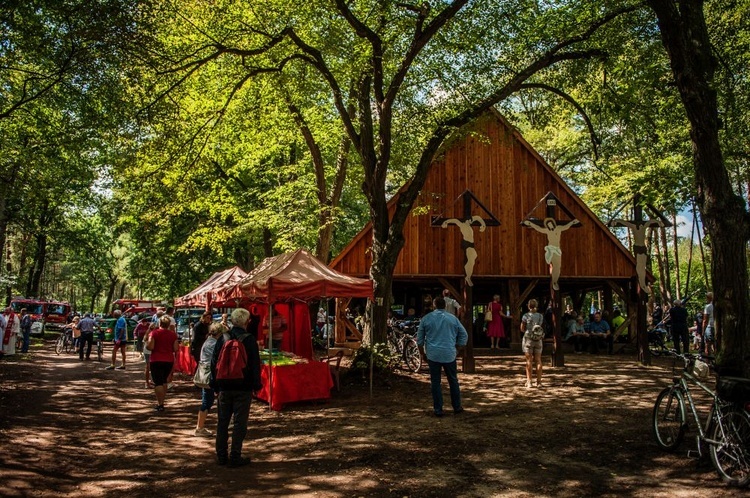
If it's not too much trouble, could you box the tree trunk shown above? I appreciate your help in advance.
[364,229,404,346]
[654,230,667,303]
[26,232,47,298]
[659,225,672,304]
[104,275,117,314]
[672,212,681,300]
[648,0,750,376]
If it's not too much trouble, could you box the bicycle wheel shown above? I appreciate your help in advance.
[63,336,72,354]
[652,386,687,450]
[402,337,422,373]
[97,341,103,362]
[710,407,750,487]
[54,335,64,355]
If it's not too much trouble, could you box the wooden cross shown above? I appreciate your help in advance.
[431,190,500,287]
[607,194,671,295]
[521,192,581,291]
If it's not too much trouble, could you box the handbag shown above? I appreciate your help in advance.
[484,308,493,322]
[193,361,212,389]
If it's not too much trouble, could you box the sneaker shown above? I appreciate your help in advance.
[194,427,213,437]
[228,456,251,468]
[167,383,174,390]
[434,411,444,418]
[217,456,228,466]
[105,365,115,370]
[155,405,164,412]
[115,366,126,370]
[454,407,464,415]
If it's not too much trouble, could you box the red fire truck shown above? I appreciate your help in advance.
[9,298,71,332]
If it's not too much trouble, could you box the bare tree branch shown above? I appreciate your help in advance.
[519,82,601,159]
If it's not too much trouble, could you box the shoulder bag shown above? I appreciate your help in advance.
[193,361,212,389]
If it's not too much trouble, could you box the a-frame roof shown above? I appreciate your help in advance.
[330,110,638,283]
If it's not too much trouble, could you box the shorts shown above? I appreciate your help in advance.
[113,339,127,349]
[704,327,714,342]
[150,361,173,386]
[522,338,543,355]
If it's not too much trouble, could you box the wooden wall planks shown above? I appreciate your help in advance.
[331,111,637,282]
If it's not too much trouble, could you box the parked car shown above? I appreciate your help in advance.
[95,317,138,341]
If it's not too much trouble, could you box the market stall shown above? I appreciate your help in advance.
[174,266,248,309]
[173,266,248,373]
[218,248,373,410]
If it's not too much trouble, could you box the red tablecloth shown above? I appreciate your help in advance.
[173,345,197,374]
[257,361,334,411]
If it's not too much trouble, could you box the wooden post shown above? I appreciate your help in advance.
[508,279,521,347]
[462,281,475,373]
[551,284,564,367]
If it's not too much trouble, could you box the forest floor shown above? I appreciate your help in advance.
[0,338,746,497]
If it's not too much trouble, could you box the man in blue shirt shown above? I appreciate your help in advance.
[589,311,612,354]
[417,296,468,417]
[106,310,128,370]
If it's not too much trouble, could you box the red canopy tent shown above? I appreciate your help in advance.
[174,266,248,309]
[216,248,373,409]
[220,248,374,303]
[218,248,373,360]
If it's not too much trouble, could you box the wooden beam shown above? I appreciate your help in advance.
[606,279,627,303]
[512,279,539,312]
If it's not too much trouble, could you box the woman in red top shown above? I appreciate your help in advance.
[146,315,179,412]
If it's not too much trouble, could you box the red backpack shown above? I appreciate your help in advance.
[215,333,250,381]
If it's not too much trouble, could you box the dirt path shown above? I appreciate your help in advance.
[0,341,745,497]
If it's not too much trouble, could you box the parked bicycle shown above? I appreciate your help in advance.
[387,320,422,373]
[54,328,74,355]
[648,319,671,356]
[652,351,750,487]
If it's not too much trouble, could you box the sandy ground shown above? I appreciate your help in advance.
[0,339,746,497]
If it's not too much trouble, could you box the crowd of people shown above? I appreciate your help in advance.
[1,288,720,469]
[0,307,32,360]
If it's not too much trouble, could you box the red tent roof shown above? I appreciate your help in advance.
[218,248,373,302]
[174,266,248,307]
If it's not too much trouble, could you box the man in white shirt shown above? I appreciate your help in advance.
[442,289,462,318]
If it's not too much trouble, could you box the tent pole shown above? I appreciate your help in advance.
[267,303,273,411]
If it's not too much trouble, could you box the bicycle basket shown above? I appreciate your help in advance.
[716,376,750,403]
[691,359,710,380]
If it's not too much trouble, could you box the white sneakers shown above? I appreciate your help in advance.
[194,427,213,437]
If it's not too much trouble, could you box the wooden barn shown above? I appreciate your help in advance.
[330,110,643,365]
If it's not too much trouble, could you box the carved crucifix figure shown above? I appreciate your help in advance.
[432,190,500,288]
[610,219,664,295]
[608,196,670,296]
[442,215,487,286]
[522,217,580,290]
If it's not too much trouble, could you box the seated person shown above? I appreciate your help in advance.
[611,309,628,343]
[563,312,589,354]
[588,311,612,354]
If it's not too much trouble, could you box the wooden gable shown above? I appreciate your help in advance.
[331,111,638,282]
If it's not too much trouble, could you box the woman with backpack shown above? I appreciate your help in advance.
[146,315,179,412]
[520,299,545,388]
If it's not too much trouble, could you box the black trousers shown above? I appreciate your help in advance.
[672,325,690,354]
[79,332,94,359]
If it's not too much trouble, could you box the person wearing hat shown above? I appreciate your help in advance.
[668,299,689,355]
